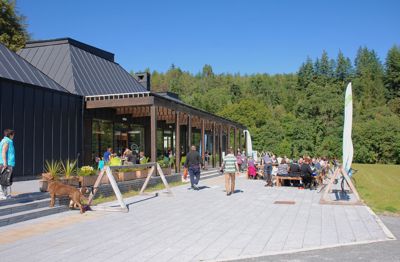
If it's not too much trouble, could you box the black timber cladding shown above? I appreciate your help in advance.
[0,44,83,180]
[0,43,68,93]
[17,38,148,96]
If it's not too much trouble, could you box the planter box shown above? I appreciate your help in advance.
[100,172,119,184]
[117,171,136,182]
[79,176,98,187]
[160,167,172,176]
[135,169,148,179]
[59,177,80,187]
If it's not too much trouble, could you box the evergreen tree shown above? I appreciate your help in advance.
[298,57,314,88]
[335,50,353,82]
[384,45,400,99]
[0,0,29,51]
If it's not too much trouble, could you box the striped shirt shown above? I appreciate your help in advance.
[223,154,237,173]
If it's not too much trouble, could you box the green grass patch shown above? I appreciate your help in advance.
[91,180,184,206]
[353,163,400,214]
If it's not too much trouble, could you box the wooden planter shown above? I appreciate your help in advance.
[79,175,98,187]
[135,169,148,179]
[100,172,119,184]
[117,171,136,182]
[59,177,80,187]
[161,167,171,176]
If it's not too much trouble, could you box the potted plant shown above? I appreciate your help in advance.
[136,156,149,179]
[39,160,61,192]
[60,159,79,186]
[78,166,97,187]
[157,158,171,176]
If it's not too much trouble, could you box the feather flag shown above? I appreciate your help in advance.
[243,130,253,157]
[343,83,354,176]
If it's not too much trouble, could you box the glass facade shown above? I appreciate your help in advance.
[92,119,145,159]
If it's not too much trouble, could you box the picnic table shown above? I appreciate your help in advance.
[276,176,302,186]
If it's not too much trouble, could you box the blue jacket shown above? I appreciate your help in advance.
[0,137,15,167]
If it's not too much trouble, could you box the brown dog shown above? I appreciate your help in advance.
[43,173,86,213]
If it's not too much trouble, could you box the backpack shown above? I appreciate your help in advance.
[0,167,13,187]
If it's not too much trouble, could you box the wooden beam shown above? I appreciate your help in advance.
[150,105,157,162]
[175,111,181,173]
[201,119,205,164]
[212,122,216,168]
[227,125,231,150]
[219,124,223,167]
[86,96,154,109]
[187,114,192,151]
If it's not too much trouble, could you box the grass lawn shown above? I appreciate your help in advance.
[91,180,185,205]
[352,163,400,214]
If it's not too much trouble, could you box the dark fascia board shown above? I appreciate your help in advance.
[24,37,115,62]
[151,93,247,129]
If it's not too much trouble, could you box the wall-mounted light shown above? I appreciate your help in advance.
[122,117,127,121]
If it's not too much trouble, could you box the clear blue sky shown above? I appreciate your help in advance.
[18,0,400,75]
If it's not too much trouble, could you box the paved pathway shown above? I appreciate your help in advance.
[0,175,394,261]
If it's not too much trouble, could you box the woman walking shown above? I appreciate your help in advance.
[222,148,240,196]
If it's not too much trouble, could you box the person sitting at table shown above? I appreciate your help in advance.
[247,156,257,179]
[301,157,314,189]
[277,158,289,185]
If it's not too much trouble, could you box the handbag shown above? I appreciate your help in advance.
[183,168,188,179]
[0,167,13,187]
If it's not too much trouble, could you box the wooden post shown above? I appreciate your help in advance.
[201,119,205,164]
[187,114,192,151]
[233,128,237,155]
[219,124,223,167]
[227,125,231,149]
[175,111,181,173]
[150,105,157,163]
[212,122,216,168]
[238,129,242,152]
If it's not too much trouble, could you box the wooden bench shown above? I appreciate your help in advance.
[276,176,302,187]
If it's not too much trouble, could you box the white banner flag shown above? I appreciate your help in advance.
[243,130,253,157]
[343,83,354,176]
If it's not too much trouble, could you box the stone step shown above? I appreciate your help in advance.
[0,205,70,227]
[0,198,64,217]
[0,192,50,207]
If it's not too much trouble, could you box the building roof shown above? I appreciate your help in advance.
[17,38,148,96]
[0,43,68,92]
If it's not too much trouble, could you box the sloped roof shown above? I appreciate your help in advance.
[17,38,148,96]
[0,43,68,92]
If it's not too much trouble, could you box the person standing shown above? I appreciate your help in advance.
[0,129,15,200]
[222,148,239,196]
[236,151,243,172]
[185,145,203,190]
[103,147,112,164]
[263,153,273,187]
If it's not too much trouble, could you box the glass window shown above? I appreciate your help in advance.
[92,119,113,159]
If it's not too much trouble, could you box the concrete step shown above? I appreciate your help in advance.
[0,192,50,207]
[0,205,70,227]
[0,198,64,217]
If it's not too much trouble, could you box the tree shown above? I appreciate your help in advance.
[297,57,314,88]
[202,64,214,78]
[315,50,333,77]
[335,50,353,82]
[384,45,400,99]
[0,0,29,51]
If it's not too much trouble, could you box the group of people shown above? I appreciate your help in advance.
[98,147,147,169]
[250,153,332,189]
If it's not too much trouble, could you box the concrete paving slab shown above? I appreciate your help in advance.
[0,174,394,262]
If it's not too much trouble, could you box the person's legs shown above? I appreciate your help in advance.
[225,173,230,195]
[266,165,273,186]
[189,167,196,188]
[194,167,200,186]
[230,173,235,193]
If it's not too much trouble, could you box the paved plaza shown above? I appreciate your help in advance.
[0,175,395,262]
